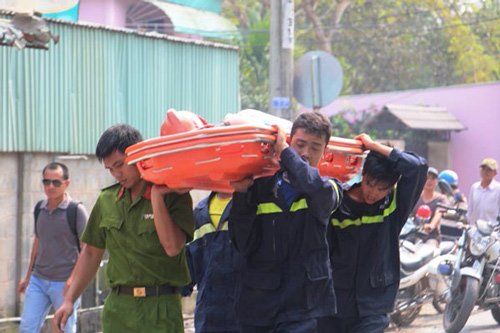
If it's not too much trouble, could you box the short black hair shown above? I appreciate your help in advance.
[291,112,332,145]
[362,150,401,187]
[95,124,143,162]
[43,162,69,180]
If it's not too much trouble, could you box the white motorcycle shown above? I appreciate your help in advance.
[391,205,456,326]
[437,205,500,333]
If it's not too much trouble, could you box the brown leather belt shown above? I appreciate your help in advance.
[112,285,180,297]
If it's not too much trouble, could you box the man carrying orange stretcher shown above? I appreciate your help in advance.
[124,109,364,193]
[228,112,343,333]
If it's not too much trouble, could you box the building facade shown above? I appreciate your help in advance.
[309,82,500,196]
[0,8,238,322]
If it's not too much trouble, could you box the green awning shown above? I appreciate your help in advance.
[127,1,238,39]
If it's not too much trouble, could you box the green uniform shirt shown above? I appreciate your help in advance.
[82,183,194,287]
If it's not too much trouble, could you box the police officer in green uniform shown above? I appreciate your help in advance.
[53,124,194,333]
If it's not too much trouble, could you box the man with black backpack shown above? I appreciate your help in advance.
[18,162,88,333]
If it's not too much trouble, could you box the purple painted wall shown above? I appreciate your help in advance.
[303,82,500,196]
[79,0,138,27]
[77,0,198,39]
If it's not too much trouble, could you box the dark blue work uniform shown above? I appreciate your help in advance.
[229,148,342,333]
[319,149,427,333]
[185,193,239,333]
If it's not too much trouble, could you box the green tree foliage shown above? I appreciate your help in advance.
[420,0,498,84]
[329,107,371,139]
[223,1,270,110]
[444,0,500,81]
[296,0,353,53]
[224,0,499,105]
[335,0,460,93]
[329,106,405,140]
[299,0,498,93]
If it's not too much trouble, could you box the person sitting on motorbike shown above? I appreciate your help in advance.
[438,169,467,208]
[413,167,450,247]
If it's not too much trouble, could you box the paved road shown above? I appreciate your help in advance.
[387,304,499,333]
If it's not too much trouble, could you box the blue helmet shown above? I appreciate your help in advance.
[438,169,459,186]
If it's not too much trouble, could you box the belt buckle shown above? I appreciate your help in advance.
[133,287,146,297]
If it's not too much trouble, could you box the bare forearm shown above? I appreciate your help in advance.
[24,238,39,278]
[430,212,442,229]
[151,196,186,256]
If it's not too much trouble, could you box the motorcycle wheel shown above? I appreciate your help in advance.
[391,279,426,327]
[432,296,446,314]
[491,305,500,324]
[443,276,479,333]
[391,305,422,327]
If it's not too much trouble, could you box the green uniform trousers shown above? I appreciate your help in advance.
[102,292,184,333]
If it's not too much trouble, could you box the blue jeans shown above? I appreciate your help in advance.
[20,275,80,333]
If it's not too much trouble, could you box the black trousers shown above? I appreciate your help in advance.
[316,314,389,333]
[240,318,317,333]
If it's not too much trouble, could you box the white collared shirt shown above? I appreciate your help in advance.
[467,179,500,225]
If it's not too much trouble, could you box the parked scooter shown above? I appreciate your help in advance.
[437,205,500,333]
[392,206,456,326]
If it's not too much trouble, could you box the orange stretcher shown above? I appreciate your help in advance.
[125,123,364,192]
[126,124,279,192]
[320,137,364,182]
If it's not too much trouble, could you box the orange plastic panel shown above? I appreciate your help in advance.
[126,125,365,191]
[318,137,364,182]
[126,127,279,192]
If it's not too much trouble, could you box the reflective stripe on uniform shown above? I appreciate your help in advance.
[331,191,397,229]
[328,179,340,203]
[256,198,309,215]
[328,179,341,212]
[256,202,282,215]
[193,221,229,240]
[290,198,308,212]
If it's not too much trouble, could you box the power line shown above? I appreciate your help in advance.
[236,16,500,47]
[236,16,500,36]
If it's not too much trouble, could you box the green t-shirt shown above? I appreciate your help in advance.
[82,183,194,287]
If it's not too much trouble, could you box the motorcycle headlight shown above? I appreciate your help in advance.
[476,219,496,235]
[468,228,492,256]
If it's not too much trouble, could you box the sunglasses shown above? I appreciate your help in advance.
[42,179,65,187]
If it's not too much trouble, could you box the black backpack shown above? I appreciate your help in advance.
[34,200,81,252]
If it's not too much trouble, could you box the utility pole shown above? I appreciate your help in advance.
[269,0,295,121]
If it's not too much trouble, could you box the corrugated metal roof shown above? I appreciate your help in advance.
[0,11,240,154]
[0,9,238,49]
[366,104,465,131]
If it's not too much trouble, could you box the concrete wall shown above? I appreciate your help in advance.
[427,141,450,172]
[0,153,19,318]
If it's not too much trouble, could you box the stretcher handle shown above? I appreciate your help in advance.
[330,137,363,149]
